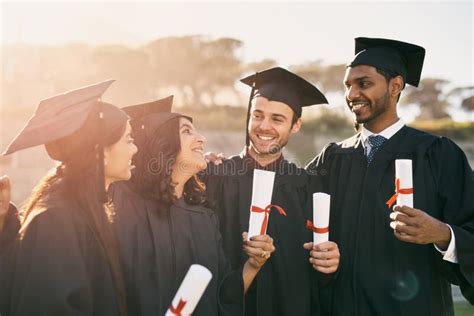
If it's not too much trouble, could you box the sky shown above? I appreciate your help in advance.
[1,1,473,121]
[1,1,472,85]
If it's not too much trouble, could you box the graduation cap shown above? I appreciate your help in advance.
[240,67,328,145]
[122,95,173,121]
[2,80,129,202]
[2,79,126,157]
[121,96,191,144]
[348,37,426,87]
[147,112,193,130]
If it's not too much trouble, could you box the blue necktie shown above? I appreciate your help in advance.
[366,135,387,164]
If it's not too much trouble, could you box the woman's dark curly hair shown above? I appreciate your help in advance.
[129,116,210,208]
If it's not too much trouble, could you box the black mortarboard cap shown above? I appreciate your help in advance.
[240,67,328,117]
[2,80,123,156]
[121,96,192,143]
[348,37,425,87]
[240,67,328,145]
[147,112,193,130]
[122,95,173,121]
[2,80,129,203]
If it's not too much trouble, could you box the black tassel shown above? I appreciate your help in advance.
[97,103,107,203]
[245,73,258,146]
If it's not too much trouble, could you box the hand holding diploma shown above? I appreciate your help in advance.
[303,192,339,274]
[242,231,275,268]
[303,241,340,274]
[388,160,451,249]
[241,231,276,293]
[391,205,452,249]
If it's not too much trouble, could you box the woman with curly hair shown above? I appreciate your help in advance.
[109,97,275,316]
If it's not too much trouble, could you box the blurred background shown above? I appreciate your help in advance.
[1,1,473,311]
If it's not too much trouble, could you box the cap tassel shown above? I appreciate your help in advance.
[97,106,107,203]
[245,76,257,146]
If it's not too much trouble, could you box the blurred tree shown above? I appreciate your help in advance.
[461,96,474,111]
[401,78,451,120]
[244,59,277,73]
[290,61,346,94]
[448,86,474,112]
[144,35,244,107]
[90,44,152,105]
[321,64,346,93]
[4,37,470,123]
[198,37,243,106]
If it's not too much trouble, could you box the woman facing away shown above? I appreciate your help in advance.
[0,80,137,315]
[110,98,275,316]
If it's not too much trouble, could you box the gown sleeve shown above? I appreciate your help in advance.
[428,137,474,303]
[211,210,244,316]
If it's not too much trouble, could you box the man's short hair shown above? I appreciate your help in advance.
[375,68,404,102]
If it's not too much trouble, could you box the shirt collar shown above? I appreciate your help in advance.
[361,119,405,147]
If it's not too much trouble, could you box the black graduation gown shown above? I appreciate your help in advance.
[204,151,319,316]
[5,194,122,315]
[110,182,244,316]
[306,126,474,315]
[0,204,20,315]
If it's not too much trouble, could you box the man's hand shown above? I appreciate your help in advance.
[242,232,275,269]
[205,152,225,165]
[303,241,340,274]
[0,175,12,232]
[390,205,451,249]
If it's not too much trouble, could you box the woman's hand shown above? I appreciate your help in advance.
[242,232,275,269]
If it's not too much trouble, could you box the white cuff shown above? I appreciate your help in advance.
[434,225,458,264]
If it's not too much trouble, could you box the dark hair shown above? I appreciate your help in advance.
[375,68,404,102]
[22,103,128,316]
[291,111,299,127]
[130,116,210,209]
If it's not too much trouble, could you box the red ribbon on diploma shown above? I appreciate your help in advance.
[386,178,414,208]
[306,220,329,234]
[250,204,287,235]
[169,299,190,316]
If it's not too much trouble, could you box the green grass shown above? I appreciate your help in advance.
[454,301,474,315]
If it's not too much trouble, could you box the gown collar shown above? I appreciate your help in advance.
[241,147,285,172]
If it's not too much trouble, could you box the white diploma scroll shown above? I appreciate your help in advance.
[311,192,330,245]
[389,159,414,230]
[248,169,276,239]
[165,264,212,316]
[395,159,413,208]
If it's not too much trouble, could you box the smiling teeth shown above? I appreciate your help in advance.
[352,103,368,111]
[258,135,275,141]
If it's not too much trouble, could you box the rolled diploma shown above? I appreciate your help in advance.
[313,192,330,245]
[248,169,276,239]
[393,159,413,229]
[165,264,212,316]
[396,159,413,207]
